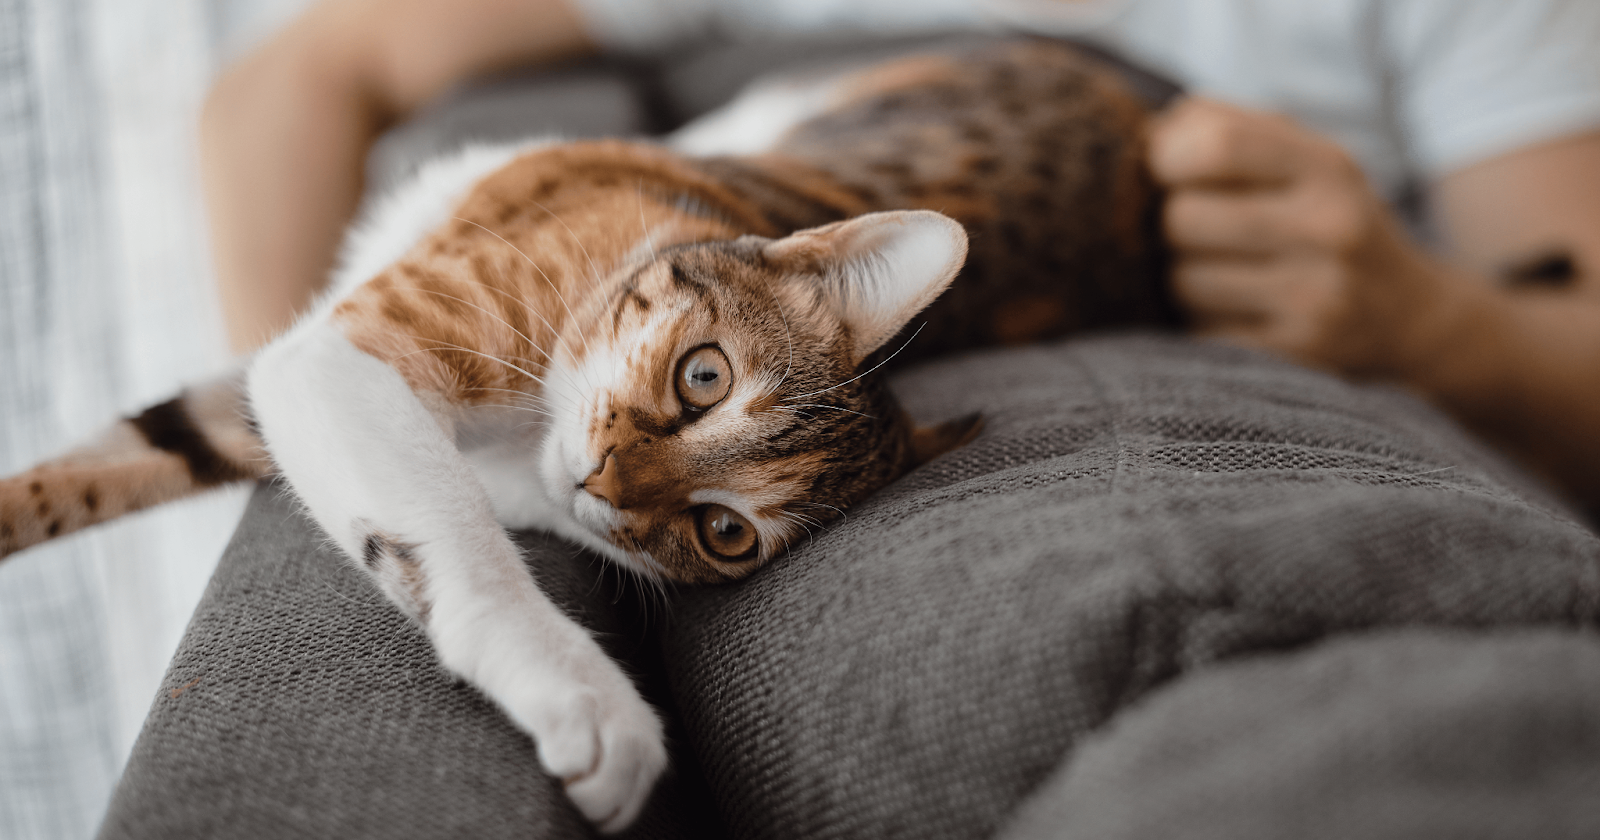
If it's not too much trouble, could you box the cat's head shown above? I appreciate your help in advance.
[540,210,981,583]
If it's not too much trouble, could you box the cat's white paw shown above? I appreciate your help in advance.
[500,667,667,832]
[425,551,668,831]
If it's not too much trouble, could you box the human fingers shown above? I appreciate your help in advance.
[1170,255,1285,319]
[1176,255,1358,366]
[1164,183,1370,257]
[1148,97,1312,188]
[1165,189,1293,256]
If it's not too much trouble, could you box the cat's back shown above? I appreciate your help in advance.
[774,39,1152,216]
[701,39,1178,358]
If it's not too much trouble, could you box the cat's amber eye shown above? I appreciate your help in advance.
[676,346,732,411]
[697,504,758,561]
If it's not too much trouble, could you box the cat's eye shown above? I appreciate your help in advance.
[697,504,758,561]
[676,345,732,411]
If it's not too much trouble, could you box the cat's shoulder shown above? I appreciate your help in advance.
[325,139,560,305]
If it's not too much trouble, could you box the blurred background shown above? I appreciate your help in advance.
[0,0,311,836]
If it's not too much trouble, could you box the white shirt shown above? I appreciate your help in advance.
[569,0,1600,199]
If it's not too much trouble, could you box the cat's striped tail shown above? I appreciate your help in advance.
[0,371,268,559]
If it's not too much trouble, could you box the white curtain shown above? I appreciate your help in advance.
[0,0,309,836]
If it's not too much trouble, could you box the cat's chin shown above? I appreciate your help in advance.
[528,438,633,566]
[569,489,618,534]
[556,489,661,578]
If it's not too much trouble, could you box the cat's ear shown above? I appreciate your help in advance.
[909,412,984,467]
[764,210,968,364]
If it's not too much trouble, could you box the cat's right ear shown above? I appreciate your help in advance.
[763,210,968,365]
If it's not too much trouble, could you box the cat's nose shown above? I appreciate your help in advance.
[582,453,624,509]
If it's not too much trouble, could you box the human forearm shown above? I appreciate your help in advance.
[1411,279,1600,510]
[202,36,379,354]
[201,0,595,354]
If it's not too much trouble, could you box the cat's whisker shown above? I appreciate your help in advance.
[475,397,555,415]
[649,573,672,622]
[389,343,547,388]
[774,404,877,420]
[555,365,595,411]
[623,559,669,622]
[787,321,925,401]
[582,552,610,601]
[780,508,825,531]
[785,508,825,527]
[530,199,609,296]
[485,404,556,421]
[392,340,588,406]
[635,182,658,264]
[604,560,624,604]
[451,216,597,370]
[766,299,796,398]
[795,501,848,521]
[465,385,559,413]
[508,405,556,421]
[429,270,586,378]
[470,399,556,420]
[501,394,555,414]
[775,512,816,539]
[403,288,553,368]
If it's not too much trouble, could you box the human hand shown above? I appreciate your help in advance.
[1147,97,1457,376]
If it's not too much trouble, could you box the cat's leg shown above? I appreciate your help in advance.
[249,322,664,832]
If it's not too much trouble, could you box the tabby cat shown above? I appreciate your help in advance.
[0,40,1169,830]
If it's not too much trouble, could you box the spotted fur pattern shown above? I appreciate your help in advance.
[0,373,262,554]
[0,40,1168,830]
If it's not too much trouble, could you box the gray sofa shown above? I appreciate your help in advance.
[99,40,1600,840]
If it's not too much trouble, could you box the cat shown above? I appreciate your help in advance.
[0,39,1170,830]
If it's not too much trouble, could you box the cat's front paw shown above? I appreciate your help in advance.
[502,668,667,832]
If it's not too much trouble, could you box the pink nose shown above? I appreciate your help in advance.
[583,453,624,508]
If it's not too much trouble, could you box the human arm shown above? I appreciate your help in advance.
[1148,98,1600,512]
[201,0,595,354]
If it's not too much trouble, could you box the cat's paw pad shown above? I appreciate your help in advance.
[515,684,667,832]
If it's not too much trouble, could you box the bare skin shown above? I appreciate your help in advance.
[201,0,595,353]
[1149,99,1600,511]
[203,0,1600,512]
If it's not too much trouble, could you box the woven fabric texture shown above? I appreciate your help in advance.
[996,628,1600,840]
[662,336,1600,840]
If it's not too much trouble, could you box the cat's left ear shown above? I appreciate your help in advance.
[764,210,968,365]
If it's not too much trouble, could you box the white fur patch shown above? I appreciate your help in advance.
[669,76,844,157]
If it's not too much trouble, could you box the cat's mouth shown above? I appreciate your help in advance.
[569,485,617,530]
[564,488,667,576]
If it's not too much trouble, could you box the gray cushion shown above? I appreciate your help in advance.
[997,629,1600,840]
